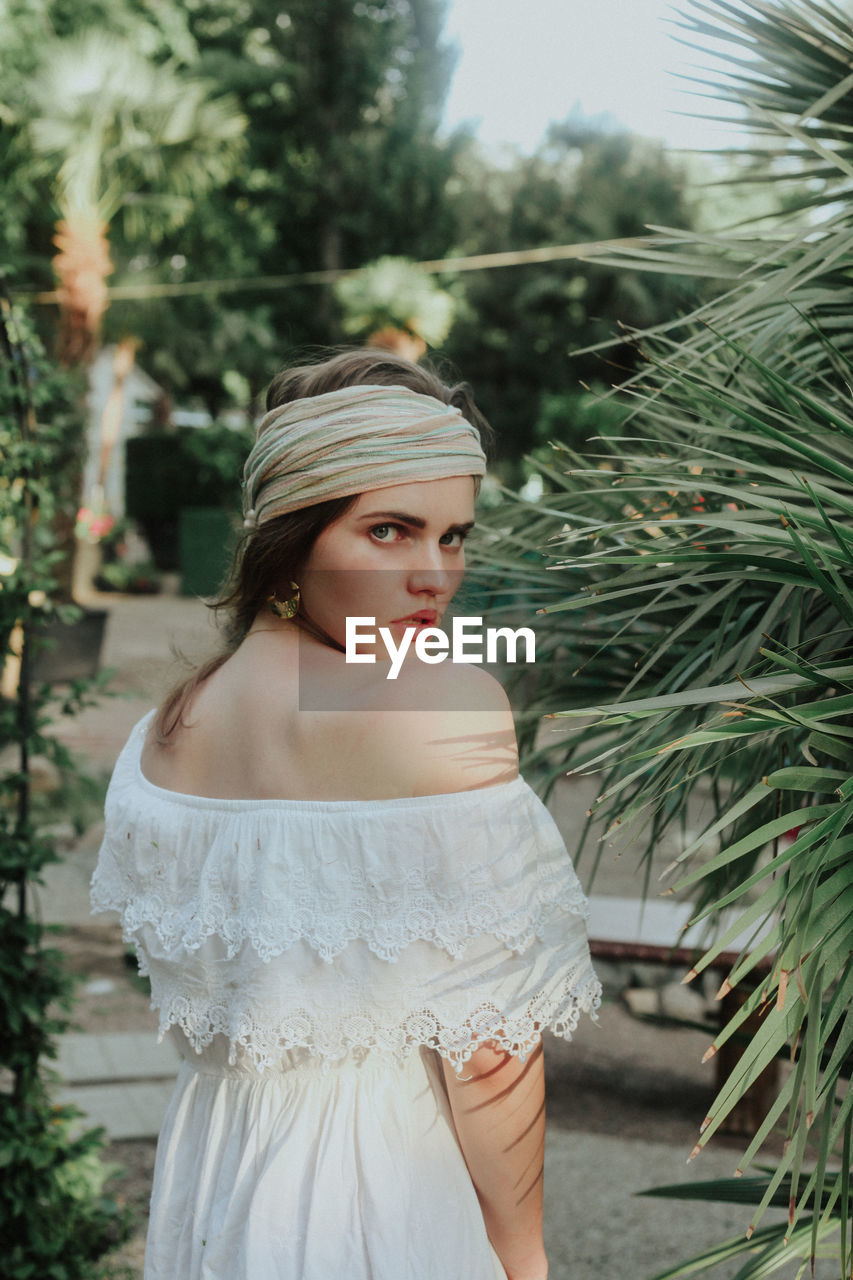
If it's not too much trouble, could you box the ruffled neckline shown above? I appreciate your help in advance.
[92,709,602,1072]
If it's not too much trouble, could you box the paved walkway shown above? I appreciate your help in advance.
[36,589,816,1280]
[54,1032,180,1141]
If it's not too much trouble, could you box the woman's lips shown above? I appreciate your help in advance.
[390,611,439,626]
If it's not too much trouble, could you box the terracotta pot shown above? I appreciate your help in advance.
[365,327,427,363]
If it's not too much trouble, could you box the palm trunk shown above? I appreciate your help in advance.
[51,206,112,597]
[52,207,113,368]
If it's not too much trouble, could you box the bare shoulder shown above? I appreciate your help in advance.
[388,652,513,707]
[443,660,515,710]
[385,663,519,795]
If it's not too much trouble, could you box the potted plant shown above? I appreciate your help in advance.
[334,257,456,360]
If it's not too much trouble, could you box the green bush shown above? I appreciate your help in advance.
[125,423,250,569]
[0,294,128,1277]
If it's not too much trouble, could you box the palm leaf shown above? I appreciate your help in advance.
[471,2,853,1274]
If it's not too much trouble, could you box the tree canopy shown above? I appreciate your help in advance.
[4,0,702,458]
[443,120,699,468]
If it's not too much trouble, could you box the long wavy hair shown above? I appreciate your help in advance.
[154,347,492,741]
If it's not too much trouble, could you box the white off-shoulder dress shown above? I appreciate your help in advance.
[91,710,601,1280]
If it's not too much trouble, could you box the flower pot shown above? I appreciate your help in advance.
[30,608,109,684]
[366,327,427,363]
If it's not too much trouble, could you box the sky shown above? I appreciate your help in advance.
[440,0,746,154]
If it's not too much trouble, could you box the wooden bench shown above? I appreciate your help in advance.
[587,895,778,1135]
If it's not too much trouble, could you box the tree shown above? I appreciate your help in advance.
[20,27,245,365]
[472,2,853,1275]
[334,255,456,358]
[443,121,700,475]
[109,0,465,413]
[0,6,246,594]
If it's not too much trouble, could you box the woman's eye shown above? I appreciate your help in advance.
[369,524,468,547]
[370,523,403,542]
[440,530,468,548]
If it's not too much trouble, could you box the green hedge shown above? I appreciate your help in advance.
[125,424,250,570]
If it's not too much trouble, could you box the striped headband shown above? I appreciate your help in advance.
[242,383,487,528]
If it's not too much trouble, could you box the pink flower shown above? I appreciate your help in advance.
[76,507,116,543]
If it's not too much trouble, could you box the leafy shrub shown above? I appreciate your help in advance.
[125,423,250,569]
[474,3,853,1274]
[0,294,128,1277]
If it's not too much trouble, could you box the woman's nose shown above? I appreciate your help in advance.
[406,549,457,596]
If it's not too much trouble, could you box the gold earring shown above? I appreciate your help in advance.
[268,582,300,620]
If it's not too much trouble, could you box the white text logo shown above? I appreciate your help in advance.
[345,616,536,680]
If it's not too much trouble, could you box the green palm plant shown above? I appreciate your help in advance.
[13,27,246,599]
[23,28,245,365]
[334,255,456,358]
[468,2,853,1275]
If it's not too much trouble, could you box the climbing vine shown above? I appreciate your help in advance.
[0,287,127,1278]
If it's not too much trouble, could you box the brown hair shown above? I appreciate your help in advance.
[154,347,492,741]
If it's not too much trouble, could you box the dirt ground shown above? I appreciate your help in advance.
[53,921,768,1279]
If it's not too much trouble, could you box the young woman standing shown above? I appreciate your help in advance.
[92,349,601,1280]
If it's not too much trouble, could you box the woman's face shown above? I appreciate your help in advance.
[295,475,476,650]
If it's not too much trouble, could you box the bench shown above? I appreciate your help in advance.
[587,895,778,1135]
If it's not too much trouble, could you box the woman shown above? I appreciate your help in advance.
[91,349,601,1280]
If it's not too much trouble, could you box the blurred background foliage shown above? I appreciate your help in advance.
[0,0,717,479]
[0,302,129,1279]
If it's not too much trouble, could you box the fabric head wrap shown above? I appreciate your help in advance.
[242,384,487,528]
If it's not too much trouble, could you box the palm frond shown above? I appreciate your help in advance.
[472,2,853,1272]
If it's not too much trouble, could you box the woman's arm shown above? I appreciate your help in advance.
[441,1040,548,1280]
[424,671,545,1274]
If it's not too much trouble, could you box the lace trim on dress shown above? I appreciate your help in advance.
[90,710,603,1073]
[91,712,593,964]
[149,965,603,1074]
[90,852,591,964]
